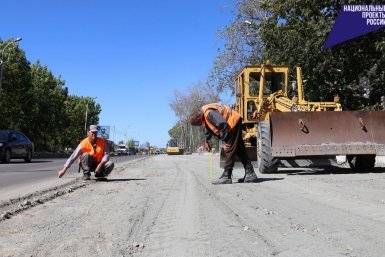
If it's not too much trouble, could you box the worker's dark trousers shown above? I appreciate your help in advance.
[223,121,253,178]
[80,153,114,177]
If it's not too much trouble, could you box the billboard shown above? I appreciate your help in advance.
[98,126,110,139]
[325,5,385,48]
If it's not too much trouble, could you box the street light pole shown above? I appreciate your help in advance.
[84,103,88,133]
[0,37,22,90]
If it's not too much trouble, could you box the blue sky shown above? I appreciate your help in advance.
[1,0,234,147]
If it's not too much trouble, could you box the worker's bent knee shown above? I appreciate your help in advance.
[103,161,114,177]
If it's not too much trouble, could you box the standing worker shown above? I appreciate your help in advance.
[58,125,114,180]
[189,103,258,184]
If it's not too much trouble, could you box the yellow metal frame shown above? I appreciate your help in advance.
[235,64,342,125]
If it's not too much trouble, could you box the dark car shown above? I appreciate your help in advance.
[0,130,34,163]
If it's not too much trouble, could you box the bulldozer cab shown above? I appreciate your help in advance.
[235,65,289,123]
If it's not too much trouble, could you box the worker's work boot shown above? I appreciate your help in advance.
[212,170,232,185]
[243,164,258,183]
[83,172,91,180]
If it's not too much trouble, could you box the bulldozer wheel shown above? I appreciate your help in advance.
[257,121,278,174]
[347,155,375,172]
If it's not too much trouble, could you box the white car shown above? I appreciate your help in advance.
[116,144,129,155]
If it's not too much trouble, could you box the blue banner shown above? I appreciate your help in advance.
[97,126,110,139]
[324,5,385,48]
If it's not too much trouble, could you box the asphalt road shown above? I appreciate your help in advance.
[0,155,143,190]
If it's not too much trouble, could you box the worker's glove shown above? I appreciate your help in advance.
[222,142,231,152]
[204,141,212,152]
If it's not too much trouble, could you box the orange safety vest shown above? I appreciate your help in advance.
[201,103,241,136]
[79,137,106,163]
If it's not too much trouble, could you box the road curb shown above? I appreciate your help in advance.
[0,156,150,222]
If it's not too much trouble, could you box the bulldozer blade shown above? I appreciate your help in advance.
[270,111,385,157]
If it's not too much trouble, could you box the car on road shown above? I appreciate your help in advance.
[0,130,34,163]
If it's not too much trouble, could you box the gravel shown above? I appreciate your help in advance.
[0,154,385,257]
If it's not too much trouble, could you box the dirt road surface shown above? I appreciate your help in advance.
[1,154,385,257]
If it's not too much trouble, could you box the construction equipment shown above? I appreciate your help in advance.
[166,138,184,155]
[221,63,385,172]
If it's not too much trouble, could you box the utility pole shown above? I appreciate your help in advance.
[84,97,97,133]
[84,103,88,133]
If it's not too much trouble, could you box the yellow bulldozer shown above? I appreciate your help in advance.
[166,138,184,155]
[221,63,385,173]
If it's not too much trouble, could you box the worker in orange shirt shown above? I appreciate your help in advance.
[58,125,114,180]
[189,103,258,184]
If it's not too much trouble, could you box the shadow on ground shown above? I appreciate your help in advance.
[258,177,285,182]
[93,178,147,182]
[2,169,56,173]
[1,160,53,164]
[235,177,284,184]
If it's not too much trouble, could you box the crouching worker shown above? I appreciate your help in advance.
[189,103,258,184]
[58,125,114,180]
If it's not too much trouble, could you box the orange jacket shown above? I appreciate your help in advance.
[79,137,106,163]
[201,103,240,137]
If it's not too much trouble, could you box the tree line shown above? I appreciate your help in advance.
[169,0,385,151]
[211,0,385,110]
[0,40,100,152]
[168,83,219,151]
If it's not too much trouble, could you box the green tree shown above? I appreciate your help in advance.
[209,0,265,93]
[258,0,385,110]
[0,41,32,132]
[0,41,103,152]
[126,138,136,148]
[28,62,68,151]
[211,0,385,110]
[63,96,101,148]
[168,122,183,139]
[169,82,220,151]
